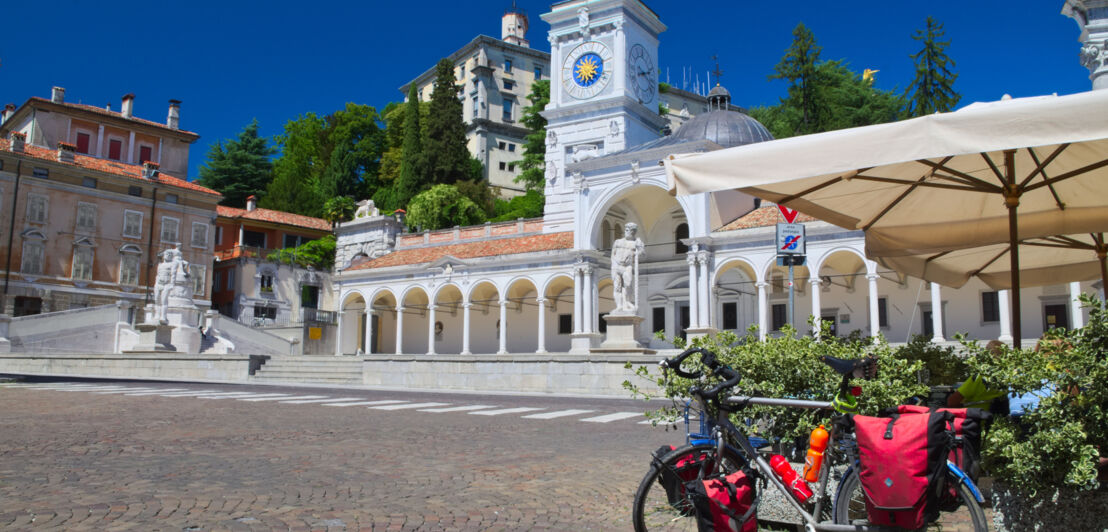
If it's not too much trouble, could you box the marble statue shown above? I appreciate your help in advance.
[355,199,379,218]
[610,223,645,314]
[153,246,190,324]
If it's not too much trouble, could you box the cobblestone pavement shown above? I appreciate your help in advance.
[0,379,679,531]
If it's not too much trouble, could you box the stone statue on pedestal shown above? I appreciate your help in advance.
[610,223,645,315]
[153,246,191,324]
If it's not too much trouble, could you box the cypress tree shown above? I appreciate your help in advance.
[395,84,425,207]
[904,16,961,117]
[515,80,549,192]
[423,58,471,186]
[768,23,825,136]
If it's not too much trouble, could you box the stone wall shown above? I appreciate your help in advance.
[0,353,255,382]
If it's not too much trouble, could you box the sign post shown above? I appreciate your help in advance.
[776,223,806,332]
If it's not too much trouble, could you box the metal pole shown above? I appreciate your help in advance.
[2,161,22,314]
[1004,150,1021,348]
[788,261,795,332]
[143,187,159,309]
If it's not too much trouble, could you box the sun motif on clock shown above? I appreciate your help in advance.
[562,41,614,100]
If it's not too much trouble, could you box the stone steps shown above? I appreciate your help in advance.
[250,356,363,385]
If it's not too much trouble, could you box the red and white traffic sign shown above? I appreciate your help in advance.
[778,204,799,224]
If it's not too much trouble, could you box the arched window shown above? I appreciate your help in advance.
[20,229,47,275]
[119,244,142,286]
[71,237,95,281]
[674,223,689,254]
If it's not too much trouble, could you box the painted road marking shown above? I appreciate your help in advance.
[469,407,544,416]
[238,395,328,402]
[580,412,642,423]
[279,397,362,404]
[418,405,498,413]
[523,409,595,420]
[322,400,406,407]
[369,402,450,411]
[201,393,291,400]
[94,388,179,394]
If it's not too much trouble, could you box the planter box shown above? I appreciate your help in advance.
[992,481,1108,532]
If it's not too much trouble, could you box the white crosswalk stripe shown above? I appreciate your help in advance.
[369,402,450,411]
[469,407,544,416]
[418,405,497,413]
[127,389,222,396]
[322,400,406,407]
[580,412,642,423]
[57,386,131,392]
[522,409,595,420]
[238,395,327,402]
[94,388,178,394]
[188,392,262,399]
[200,393,290,400]
[279,397,361,404]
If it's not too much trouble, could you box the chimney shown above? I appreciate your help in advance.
[57,142,76,163]
[167,99,181,130]
[10,131,26,153]
[142,161,160,179]
[121,93,135,118]
[1,103,14,125]
[246,195,257,211]
[51,86,65,104]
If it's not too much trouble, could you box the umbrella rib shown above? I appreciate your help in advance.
[853,175,980,191]
[861,176,925,231]
[969,249,1010,277]
[923,250,953,264]
[775,175,849,206]
[1018,144,1069,189]
[1024,156,1108,192]
[916,158,1001,192]
[979,152,1008,187]
[1023,240,1092,251]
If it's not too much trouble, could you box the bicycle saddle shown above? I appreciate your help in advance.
[820,355,877,379]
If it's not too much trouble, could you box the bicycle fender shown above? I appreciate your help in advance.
[945,461,984,503]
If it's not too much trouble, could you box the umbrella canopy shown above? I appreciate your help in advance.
[664,90,1108,345]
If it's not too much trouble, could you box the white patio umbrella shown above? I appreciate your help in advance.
[664,90,1108,345]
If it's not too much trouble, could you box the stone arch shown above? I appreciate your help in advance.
[713,257,760,334]
[366,288,399,355]
[431,283,464,354]
[466,280,503,354]
[505,276,541,353]
[337,290,368,355]
[811,247,869,293]
[583,181,696,251]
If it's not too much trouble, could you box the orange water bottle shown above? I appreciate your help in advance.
[769,454,813,502]
[802,424,830,482]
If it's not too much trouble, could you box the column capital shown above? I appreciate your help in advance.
[427,304,438,311]
[395,305,404,312]
[865,273,880,282]
[809,277,823,286]
[462,303,473,309]
[499,299,509,306]
[755,281,769,288]
[686,253,698,266]
[695,250,711,262]
[535,297,547,303]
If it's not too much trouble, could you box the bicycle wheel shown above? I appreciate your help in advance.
[631,443,747,532]
[832,466,988,531]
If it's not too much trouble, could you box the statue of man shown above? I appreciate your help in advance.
[153,247,189,323]
[610,223,645,313]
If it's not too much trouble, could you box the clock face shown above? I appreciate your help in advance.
[628,44,656,103]
[562,41,614,100]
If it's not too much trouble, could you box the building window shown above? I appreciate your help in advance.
[214,226,223,245]
[160,217,179,243]
[119,245,141,286]
[13,296,42,317]
[212,271,222,294]
[508,163,516,172]
[26,194,48,224]
[253,305,277,320]
[82,177,97,189]
[503,80,514,91]
[507,143,516,152]
[723,302,738,330]
[498,141,507,150]
[504,58,512,73]
[558,314,572,334]
[21,239,45,275]
[534,65,542,79]
[138,145,154,164]
[502,100,513,122]
[499,162,507,170]
[771,303,787,331]
[227,269,235,290]
[652,307,665,334]
[123,210,143,238]
[301,285,320,309]
[458,63,466,79]
[128,186,142,197]
[76,132,91,154]
[164,194,179,204]
[72,245,94,281]
[190,264,206,297]
[981,291,1000,323]
[191,222,209,249]
[108,138,123,160]
[76,202,97,232]
[243,230,266,248]
[283,234,312,248]
[260,274,274,294]
[32,167,49,179]
[878,297,888,328]
[675,223,689,254]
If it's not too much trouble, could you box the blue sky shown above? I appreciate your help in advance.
[0,1,1091,180]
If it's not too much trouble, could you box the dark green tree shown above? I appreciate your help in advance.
[322,196,356,225]
[904,16,960,117]
[768,23,825,136]
[406,184,485,231]
[393,84,426,209]
[262,113,326,216]
[196,120,275,207]
[515,80,550,192]
[423,58,471,186]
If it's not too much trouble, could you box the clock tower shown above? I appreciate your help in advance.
[540,0,667,232]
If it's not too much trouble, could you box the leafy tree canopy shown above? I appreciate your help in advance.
[490,190,545,222]
[266,234,336,270]
[904,16,960,117]
[196,119,274,208]
[515,80,549,192]
[405,184,485,231]
[322,196,356,225]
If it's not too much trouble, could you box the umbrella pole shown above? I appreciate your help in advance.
[1098,234,1107,298]
[1005,150,1022,348]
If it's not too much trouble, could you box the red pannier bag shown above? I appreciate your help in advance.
[654,445,711,513]
[685,468,757,532]
[854,410,952,528]
[895,405,990,480]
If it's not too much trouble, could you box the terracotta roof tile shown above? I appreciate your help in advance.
[718,205,817,231]
[217,205,331,232]
[28,97,200,138]
[348,231,574,270]
[2,138,220,196]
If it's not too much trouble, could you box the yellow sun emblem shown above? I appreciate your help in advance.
[575,55,600,84]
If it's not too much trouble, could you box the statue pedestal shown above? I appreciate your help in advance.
[127,323,176,352]
[143,301,204,354]
[593,313,655,354]
[684,327,719,342]
[570,332,601,354]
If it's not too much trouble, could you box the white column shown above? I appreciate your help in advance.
[583,267,594,333]
[930,282,945,342]
[573,268,583,334]
[536,297,547,354]
[334,311,344,356]
[810,277,823,338]
[96,125,104,158]
[867,274,880,339]
[127,131,136,164]
[687,254,699,329]
[1070,282,1085,329]
[427,304,437,355]
[364,310,374,355]
[756,281,768,341]
[698,252,710,328]
[395,306,405,355]
[461,303,472,355]
[498,300,509,354]
[998,290,1013,342]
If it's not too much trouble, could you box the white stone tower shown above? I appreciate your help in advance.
[540,0,668,233]
[1064,0,1108,89]
[502,5,530,47]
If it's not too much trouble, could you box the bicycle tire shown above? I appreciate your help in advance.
[631,443,747,532]
[832,466,989,531]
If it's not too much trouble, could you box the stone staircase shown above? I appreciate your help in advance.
[250,356,364,386]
